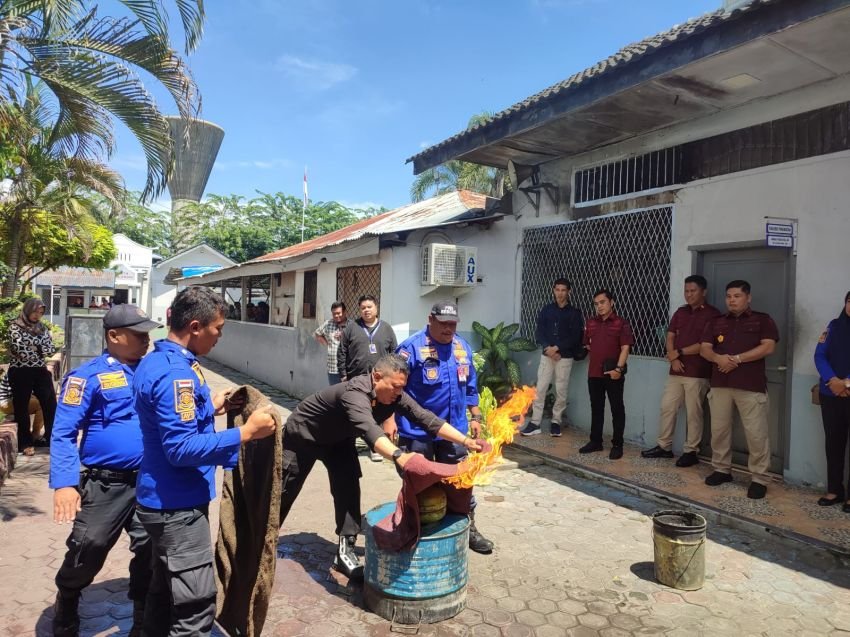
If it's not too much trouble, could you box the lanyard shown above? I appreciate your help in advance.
[362,320,381,344]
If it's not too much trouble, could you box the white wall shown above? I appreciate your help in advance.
[150,247,234,324]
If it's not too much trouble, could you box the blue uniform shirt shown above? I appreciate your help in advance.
[133,339,241,509]
[815,317,850,394]
[49,352,142,489]
[396,327,478,442]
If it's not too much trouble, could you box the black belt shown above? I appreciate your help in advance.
[83,467,138,484]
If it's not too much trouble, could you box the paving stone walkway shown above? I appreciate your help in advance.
[1,359,849,636]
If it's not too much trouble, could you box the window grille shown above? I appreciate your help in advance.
[574,147,683,205]
[521,206,672,358]
[336,265,382,319]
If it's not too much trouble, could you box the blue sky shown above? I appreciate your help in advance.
[111,0,721,212]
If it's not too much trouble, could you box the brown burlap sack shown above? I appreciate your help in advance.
[214,385,284,637]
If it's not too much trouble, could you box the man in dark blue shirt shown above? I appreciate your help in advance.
[133,287,276,636]
[50,304,161,637]
[521,278,584,437]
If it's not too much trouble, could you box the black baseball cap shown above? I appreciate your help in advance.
[430,301,460,323]
[103,304,162,332]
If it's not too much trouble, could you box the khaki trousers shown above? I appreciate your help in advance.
[656,376,709,453]
[530,354,574,425]
[707,387,771,485]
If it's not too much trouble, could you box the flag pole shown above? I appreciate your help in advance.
[301,166,308,243]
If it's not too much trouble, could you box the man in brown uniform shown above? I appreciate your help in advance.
[642,275,721,467]
[700,280,779,499]
[579,289,634,460]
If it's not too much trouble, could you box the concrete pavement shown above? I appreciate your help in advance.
[1,358,849,636]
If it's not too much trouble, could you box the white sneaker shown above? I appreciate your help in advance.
[333,535,363,579]
[370,451,383,462]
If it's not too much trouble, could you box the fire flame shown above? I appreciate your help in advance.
[443,386,536,489]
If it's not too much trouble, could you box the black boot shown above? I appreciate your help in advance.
[128,599,145,637]
[333,535,363,579]
[52,592,80,637]
[468,513,494,554]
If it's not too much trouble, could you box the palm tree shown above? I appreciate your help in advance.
[0,0,204,201]
[0,79,124,295]
[410,113,509,202]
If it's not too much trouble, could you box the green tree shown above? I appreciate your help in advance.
[0,0,203,201]
[93,190,173,258]
[411,113,509,202]
[0,81,125,296]
[184,192,373,262]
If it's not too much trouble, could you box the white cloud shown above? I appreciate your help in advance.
[275,54,358,91]
[213,158,292,171]
[317,96,404,129]
[419,140,432,149]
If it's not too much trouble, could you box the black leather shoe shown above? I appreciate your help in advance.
[609,446,623,460]
[747,482,767,499]
[641,445,673,459]
[843,502,850,514]
[817,495,842,507]
[468,522,494,554]
[676,451,699,467]
[704,471,733,487]
[579,442,603,454]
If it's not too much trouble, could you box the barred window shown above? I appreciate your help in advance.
[520,206,672,358]
[336,264,381,319]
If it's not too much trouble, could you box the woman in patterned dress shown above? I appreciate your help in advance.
[6,298,56,456]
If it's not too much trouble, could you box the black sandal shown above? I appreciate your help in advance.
[817,495,842,506]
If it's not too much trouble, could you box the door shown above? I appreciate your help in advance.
[697,246,791,474]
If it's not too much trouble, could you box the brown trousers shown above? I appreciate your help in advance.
[707,387,771,485]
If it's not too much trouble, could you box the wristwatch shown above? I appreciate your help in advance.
[676,349,684,358]
[615,366,624,374]
[391,448,403,465]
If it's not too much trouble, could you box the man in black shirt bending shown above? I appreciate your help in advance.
[280,354,483,579]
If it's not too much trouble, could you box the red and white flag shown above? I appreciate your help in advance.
[302,166,308,209]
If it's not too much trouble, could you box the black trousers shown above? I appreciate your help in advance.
[55,473,152,601]
[279,436,362,537]
[8,365,56,448]
[137,505,217,637]
[821,393,850,499]
[588,376,626,447]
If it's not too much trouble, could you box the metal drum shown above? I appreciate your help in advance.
[364,501,469,625]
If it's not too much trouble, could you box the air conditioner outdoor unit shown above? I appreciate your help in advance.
[421,243,477,287]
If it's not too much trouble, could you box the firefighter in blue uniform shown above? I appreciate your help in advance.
[133,286,275,636]
[394,301,494,553]
[50,304,162,637]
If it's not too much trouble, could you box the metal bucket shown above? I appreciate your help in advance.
[364,501,469,626]
[652,510,706,591]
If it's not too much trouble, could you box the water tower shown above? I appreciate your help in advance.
[165,116,225,252]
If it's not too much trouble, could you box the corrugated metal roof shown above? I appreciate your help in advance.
[406,0,780,167]
[251,190,494,263]
[34,267,116,289]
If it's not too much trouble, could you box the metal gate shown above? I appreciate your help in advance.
[336,265,382,319]
[521,206,673,358]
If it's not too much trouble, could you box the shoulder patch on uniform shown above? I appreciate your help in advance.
[97,370,128,390]
[818,330,828,344]
[62,377,86,406]
[173,379,195,420]
[399,350,410,360]
[191,361,206,386]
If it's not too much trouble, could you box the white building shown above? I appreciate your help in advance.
[150,244,236,326]
[185,191,501,398]
[110,233,153,309]
[405,0,850,488]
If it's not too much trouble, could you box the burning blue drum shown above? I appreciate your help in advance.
[363,501,469,624]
